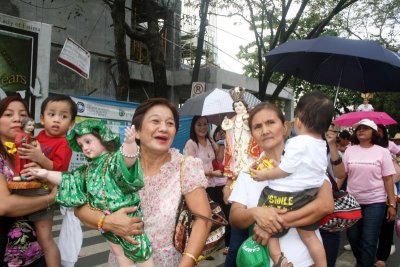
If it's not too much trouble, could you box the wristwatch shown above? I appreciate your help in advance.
[330,156,342,166]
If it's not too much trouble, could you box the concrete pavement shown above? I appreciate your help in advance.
[51,210,400,266]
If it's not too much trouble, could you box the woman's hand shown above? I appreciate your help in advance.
[325,128,338,146]
[387,206,397,222]
[252,207,286,234]
[103,207,143,245]
[252,224,272,246]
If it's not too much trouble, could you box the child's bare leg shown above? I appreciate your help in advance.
[268,237,282,264]
[297,228,326,267]
[34,219,60,267]
[268,237,292,267]
[108,242,134,267]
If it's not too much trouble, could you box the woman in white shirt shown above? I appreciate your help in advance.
[229,103,334,267]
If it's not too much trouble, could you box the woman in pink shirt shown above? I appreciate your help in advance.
[343,119,396,267]
[184,116,229,255]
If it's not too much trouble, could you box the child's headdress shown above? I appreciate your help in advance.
[67,119,120,152]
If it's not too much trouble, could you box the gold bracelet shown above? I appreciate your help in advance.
[183,252,198,264]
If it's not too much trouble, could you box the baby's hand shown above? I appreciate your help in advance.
[124,125,136,144]
[250,158,274,180]
[250,168,269,181]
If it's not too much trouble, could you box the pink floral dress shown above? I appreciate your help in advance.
[139,149,207,266]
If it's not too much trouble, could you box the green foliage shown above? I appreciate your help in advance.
[372,92,400,137]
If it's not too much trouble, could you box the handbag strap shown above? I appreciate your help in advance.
[180,156,228,226]
[326,171,339,193]
[209,139,218,159]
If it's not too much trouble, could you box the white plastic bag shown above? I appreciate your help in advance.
[58,207,83,267]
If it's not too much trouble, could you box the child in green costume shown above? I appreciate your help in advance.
[28,119,153,267]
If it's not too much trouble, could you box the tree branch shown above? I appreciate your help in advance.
[123,22,147,43]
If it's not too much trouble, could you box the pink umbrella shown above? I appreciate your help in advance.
[334,111,397,126]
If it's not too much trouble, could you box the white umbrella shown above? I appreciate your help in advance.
[179,88,261,124]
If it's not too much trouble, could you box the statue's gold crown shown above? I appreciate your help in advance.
[361,93,374,100]
[229,87,245,102]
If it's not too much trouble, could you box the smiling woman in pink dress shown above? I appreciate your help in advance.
[76,98,212,267]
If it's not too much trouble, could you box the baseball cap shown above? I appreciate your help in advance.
[352,119,377,131]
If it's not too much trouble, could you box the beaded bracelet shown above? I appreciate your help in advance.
[120,144,140,158]
[97,210,111,234]
[182,252,198,264]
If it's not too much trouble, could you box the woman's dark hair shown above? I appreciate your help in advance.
[377,124,389,148]
[338,130,351,140]
[351,126,380,145]
[0,143,10,164]
[0,96,30,163]
[248,102,285,132]
[131,98,179,132]
[189,116,212,146]
[0,96,30,118]
[295,91,334,134]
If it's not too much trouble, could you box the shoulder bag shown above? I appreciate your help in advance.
[319,172,362,232]
[173,156,228,258]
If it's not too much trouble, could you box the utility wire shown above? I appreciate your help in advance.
[84,5,107,46]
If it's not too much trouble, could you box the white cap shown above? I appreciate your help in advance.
[352,119,377,131]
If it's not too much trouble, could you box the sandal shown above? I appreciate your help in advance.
[273,253,293,267]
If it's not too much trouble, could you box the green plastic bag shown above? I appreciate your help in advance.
[236,226,270,267]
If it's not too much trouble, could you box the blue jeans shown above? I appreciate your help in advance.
[320,229,341,267]
[224,227,249,267]
[347,202,386,267]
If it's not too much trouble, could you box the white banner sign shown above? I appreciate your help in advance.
[71,96,136,121]
[57,37,90,79]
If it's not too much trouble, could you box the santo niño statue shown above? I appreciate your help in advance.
[221,87,260,189]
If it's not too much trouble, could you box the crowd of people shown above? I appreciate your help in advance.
[0,91,399,267]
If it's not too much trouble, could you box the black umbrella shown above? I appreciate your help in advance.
[265,36,400,104]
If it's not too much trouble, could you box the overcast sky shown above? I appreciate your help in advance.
[215,15,252,74]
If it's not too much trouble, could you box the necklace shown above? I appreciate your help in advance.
[234,117,244,129]
[85,154,112,212]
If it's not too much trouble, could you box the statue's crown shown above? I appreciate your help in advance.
[229,87,245,102]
